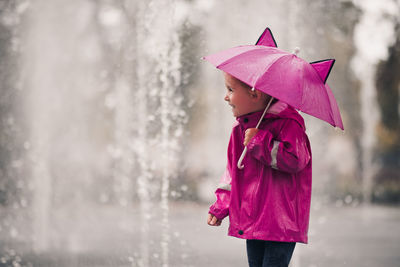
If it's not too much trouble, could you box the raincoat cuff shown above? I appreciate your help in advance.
[208,206,228,220]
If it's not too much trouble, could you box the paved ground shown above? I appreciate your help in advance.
[1,202,399,267]
[176,203,400,267]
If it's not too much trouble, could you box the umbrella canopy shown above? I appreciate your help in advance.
[203,27,344,130]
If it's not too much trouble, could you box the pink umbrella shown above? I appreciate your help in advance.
[204,27,343,129]
[203,27,344,168]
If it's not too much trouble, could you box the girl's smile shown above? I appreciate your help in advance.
[223,73,269,117]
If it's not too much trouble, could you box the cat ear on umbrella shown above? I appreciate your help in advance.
[255,27,277,47]
[310,59,335,84]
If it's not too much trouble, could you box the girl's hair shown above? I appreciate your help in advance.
[236,78,252,91]
[238,79,277,104]
[230,74,277,104]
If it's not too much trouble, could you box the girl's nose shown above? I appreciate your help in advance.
[224,94,229,102]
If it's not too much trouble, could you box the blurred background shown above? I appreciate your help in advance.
[0,0,399,266]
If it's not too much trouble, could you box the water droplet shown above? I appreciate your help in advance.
[344,194,353,204]
[170,191,177,198]
[180,185,188,191]
[98,6,122,27]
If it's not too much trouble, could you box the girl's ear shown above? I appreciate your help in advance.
[250,89,262,100]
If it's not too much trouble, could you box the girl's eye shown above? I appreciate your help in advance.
[228,87,233,92]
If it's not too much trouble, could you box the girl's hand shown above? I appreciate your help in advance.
[207,213,222,226]
[244,128,259,146]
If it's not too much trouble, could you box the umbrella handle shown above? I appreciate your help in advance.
[237,146,248,169]
[237,97,274,170]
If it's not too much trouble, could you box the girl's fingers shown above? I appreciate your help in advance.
[211,216,218,225]
[207,214,216,225]
[207,214,222,226]
[244,128,258,146]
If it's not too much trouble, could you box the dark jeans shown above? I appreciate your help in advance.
[246,239,296,267]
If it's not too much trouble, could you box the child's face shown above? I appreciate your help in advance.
[224,73,263,117]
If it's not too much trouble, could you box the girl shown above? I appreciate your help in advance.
[207,72,312,267]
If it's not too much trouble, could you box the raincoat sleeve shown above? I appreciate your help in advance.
[208,164,231,220]
[247,119,311,174]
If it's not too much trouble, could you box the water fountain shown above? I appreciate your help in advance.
[133,1,185,266]
[8,0,189,266]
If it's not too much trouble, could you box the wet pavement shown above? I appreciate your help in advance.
[1,202,399,267]
[180,203,400,267]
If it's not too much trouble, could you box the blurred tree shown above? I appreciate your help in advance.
[375,23,400,203]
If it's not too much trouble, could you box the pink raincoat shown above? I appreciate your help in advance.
[209,101,312,243]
